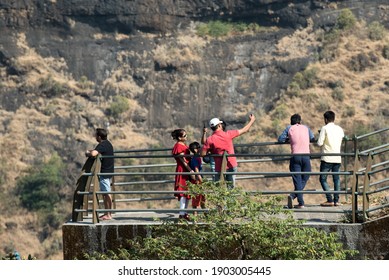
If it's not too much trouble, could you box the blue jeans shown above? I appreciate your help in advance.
[215,167,237,189]
[210,157,216,181]
[289,155,311,206]
[320,161,341,203]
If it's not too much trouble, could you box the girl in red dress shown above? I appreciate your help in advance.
[171,129,194,220]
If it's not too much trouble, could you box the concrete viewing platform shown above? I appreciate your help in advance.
[62,203,389,260]
[66,203,351,226]
[63,128,389,259]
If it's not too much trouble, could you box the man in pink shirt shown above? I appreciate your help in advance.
[278,114,315,208]
[201,114,256,188]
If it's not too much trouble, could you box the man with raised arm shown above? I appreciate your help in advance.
[201,114,255,188]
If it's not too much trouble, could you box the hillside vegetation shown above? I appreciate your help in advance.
[1,10,389,259]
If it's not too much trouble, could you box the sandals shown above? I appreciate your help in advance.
[99,215,112,221]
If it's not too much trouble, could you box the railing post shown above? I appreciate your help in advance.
[219,151,228,186]
[111,176,116,210]
[350,150,360,223]
[92,156,101,224]
[353,134,358,154]
[362,152,373,222]
[83,160,97,218]
[72,157,96,222]
[343,137,349,202]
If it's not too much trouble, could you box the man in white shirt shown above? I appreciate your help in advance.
[317,111,345,207]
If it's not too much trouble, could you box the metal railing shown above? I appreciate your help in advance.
[72,127,389,224]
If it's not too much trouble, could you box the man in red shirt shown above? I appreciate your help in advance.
[201,114,256,188]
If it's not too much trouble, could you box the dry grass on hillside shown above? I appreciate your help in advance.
[153,31,207,68]
[275,18,319,60]
[0,107,51,176]
[252,21,389,143]
[13,33,69,87]
[8,33,97,95]
[103,51,144,97]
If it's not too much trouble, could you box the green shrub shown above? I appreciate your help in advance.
[342,105,355,117]
[328,79,344,89]
[196,20,263,37]
[39,75,66,97]
[303,67,319,88]
[196,23,209,37]
[335,9,357,31]
[318,29,341,62]
[85,182,357,260]
[368,21,386,41]
[315,100,330,112]
[383,45,389,59]
[71,100,86,112]
[348,52,378,72]
[270,119,282,138]
[247,22,261,32]
[323,29,341,44]
[272,104,288,120]
[351,124,382,152]
[292,72,305,88]
[286,81,301,98]
[233,22,248,33]
[16,154,64,211]
[0,167,5,186]
[331,87,345,101]
[302,92,318,104]
[42,211,63,230]
[43,103,57,116]
[319,9,356,62]
[78,75,94,89]
[108,96,129,119]
[207,20,232,37]
[292,67,318,90]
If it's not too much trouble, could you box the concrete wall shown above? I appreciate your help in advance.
[62,214,389,260]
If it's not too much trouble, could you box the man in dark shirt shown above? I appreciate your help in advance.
[85,128,114,220]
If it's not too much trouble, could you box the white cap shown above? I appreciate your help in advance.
[209,118,222,128]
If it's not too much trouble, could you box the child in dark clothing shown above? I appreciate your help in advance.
[189,141,205,214]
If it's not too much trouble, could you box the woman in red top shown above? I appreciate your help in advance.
[171,129,194,220]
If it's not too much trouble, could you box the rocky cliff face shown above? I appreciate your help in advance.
[1,1,388,131]
[1,0,388,175]
[1,0,388,166]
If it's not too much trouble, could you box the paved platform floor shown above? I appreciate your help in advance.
[71,203,352,225]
